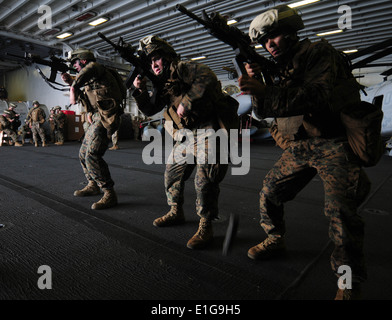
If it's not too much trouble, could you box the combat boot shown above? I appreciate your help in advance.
[91,188,118,210]
[34,141,38,147]
[73,181,101,197]
[247,236,286,260]
[14,141,23,147]
[109,145,119,150]
[153,206,185,227]
[187,218,213,249]
[42,141,48,147]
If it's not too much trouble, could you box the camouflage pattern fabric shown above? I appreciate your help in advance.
[28,107,46,124]
[111,117,122,146]
[8,109,21,132]
[252,38,368,283]
[19,124,32,141]
[259,138,369,282]
[31,122,46,144]
[165,129,228,220]
[134,59,237,220]
[71,61,124,192]
[49,114,56,142]
[55,112,67,143]
[79,112,113,190]
[72,62,124,136]
[27,106,46,144]
[2,128,17,143]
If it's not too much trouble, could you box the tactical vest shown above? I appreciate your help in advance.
[30,107,45,123]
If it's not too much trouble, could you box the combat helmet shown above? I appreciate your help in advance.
[8,103,17,108]
[138,35,177,59]
[249,5,304,44]
[32,100,40,106]
[3,109,12,116]
[68,48,95,64]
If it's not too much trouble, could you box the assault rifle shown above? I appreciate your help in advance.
[98,32,160,88]
[6,52,76,91]
[176,4,276,85]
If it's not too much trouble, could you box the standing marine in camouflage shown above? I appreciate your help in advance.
[238,5,370,300]
[133,35,238,250]
[54,106,67,145]
[0,110,22,146]
[61,48,125,210]
[48,107,56,143]
[26,100,47,147]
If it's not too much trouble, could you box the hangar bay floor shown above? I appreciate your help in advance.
[0,138,391,302]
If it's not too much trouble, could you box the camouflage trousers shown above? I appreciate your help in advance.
[79,113,114,190]
[2,128,17,143]
[259,137,370,282]
[165,131,228,220]
[31,122,46,143]
[55,128,65,143]
[111,118,122,146]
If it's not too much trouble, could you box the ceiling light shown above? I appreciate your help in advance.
[255,44,263,49]
[227,19,238,25]
[75,11,96,22]
[89,17,109,26]
[316,29,343,36]
[191,55,206,61]
[42,28,61,36]
[343,49,358,54]
[56,32,73,39]
[288,0,320,8]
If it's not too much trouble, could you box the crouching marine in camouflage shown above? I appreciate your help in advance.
[239,5,371,300]
[133,35,239,250]
[62,48,126,210]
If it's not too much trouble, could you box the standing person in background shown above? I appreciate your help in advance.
[54,106,67,145]
[26,100,47,147]
[48,107,56,143]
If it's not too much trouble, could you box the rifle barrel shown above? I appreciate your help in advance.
[98,32,117,49]
[175,4,209,28]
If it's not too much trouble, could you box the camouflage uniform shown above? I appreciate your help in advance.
[134,60,238,220]
[48,109,56,142]
[54,108,67,144]
[7,106,21,132]
[72,61,124,191]
[252,39,370,282]
[19,122,32,143]
[0,114,18,143]
[109,117,122,150]
[26,104,46,145]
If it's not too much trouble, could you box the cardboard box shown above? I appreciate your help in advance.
[66,114,84,141]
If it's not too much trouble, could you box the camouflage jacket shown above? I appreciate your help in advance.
[253,38,361,140]
[26,106,46,124]
[72,62,124,135]
[55,112,67,128]
[133,60,238,131]
[0,115,11,130]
